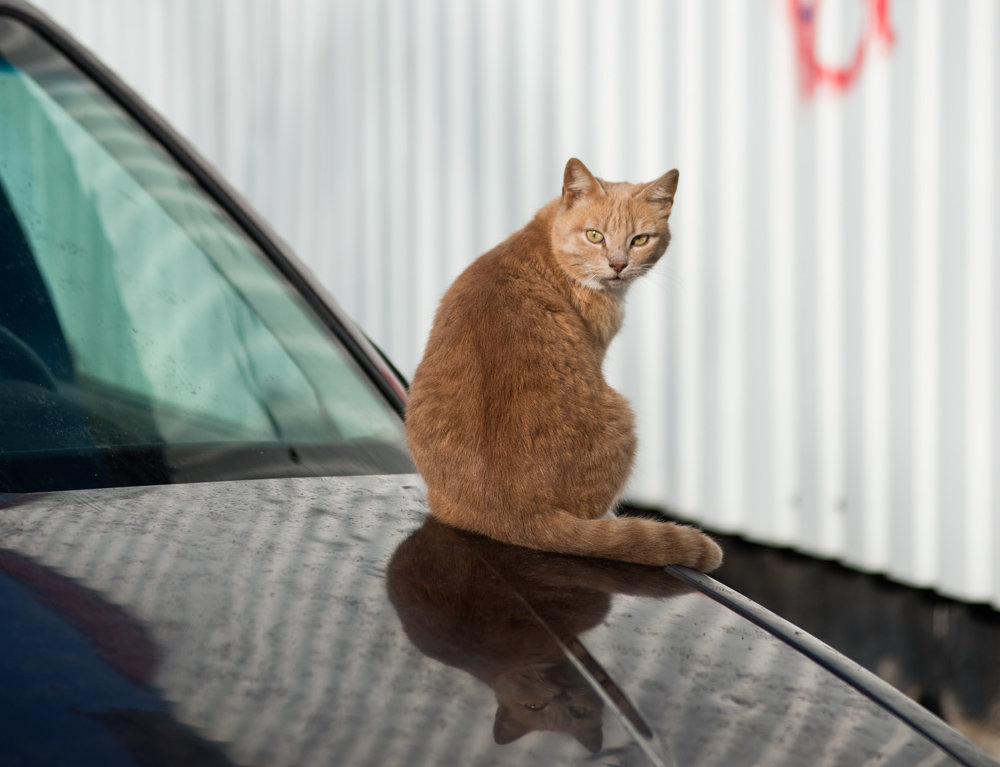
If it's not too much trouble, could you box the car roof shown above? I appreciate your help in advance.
[1,476,991,766]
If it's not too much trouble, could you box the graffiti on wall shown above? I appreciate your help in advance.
[789,0,895,97]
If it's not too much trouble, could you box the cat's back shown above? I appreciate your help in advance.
[409,205,588,399]
[429,210,568,345]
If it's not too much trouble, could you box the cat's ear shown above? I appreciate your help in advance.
[574,724,604,754]
[562,158,604,205]
[637,169,680,214]
[493,705,531,745]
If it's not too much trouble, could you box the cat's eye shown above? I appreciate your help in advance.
[585,229,604,244]
[631,234,650,247]
[523,702,547,711]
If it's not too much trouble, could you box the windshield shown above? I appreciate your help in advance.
[0,16,412,492]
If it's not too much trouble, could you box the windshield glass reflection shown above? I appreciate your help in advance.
[0,16,410,492]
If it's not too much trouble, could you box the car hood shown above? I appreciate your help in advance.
[0,476,987,766]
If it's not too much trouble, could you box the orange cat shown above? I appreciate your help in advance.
[406,158,722,571]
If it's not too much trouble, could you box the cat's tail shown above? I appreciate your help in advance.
[433,503,723,572]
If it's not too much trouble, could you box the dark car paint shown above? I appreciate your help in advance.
[0,476,993,766]
[0,549,235,766]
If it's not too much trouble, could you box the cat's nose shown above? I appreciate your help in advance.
[609,258,627,274]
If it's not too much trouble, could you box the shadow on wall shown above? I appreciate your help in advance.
[636,506,1000,760]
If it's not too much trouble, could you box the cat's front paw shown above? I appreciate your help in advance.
[669,524,723,572]
[692,534,723,572]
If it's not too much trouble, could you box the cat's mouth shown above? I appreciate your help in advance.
[602,272,631,289]
[576,269,633,292]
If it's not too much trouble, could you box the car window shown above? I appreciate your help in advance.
[0,16,412,492]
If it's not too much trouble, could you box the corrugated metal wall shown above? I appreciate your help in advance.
[29,0,999,609]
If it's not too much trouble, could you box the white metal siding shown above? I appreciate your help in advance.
[29,0,1000,609]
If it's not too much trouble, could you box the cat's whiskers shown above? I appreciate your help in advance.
[568,265,608,300]
[634,261,680,295]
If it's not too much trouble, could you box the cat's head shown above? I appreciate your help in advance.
[491,661,605,754]
[550,158,678,293]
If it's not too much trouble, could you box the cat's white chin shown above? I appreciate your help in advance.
[600,275,635,293]
[570,271,633,295]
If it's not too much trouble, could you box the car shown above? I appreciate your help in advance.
[0,2,996,765]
